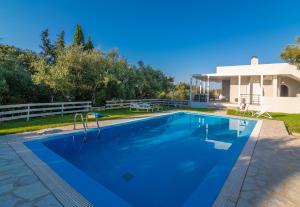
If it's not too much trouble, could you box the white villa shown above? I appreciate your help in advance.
[190,56,300,113]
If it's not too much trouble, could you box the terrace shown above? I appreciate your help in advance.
[190,57,300,113]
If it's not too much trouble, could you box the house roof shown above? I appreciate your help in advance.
[192,63,300,82]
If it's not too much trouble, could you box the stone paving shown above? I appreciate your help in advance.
[237,120,300,207]
[0,112,300,206]
[0,142,62,206]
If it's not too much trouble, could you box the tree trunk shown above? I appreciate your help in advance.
[92,90,96,106]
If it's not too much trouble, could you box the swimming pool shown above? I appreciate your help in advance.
[25,112,256,207]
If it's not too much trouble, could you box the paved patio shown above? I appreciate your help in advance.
[0,112,299,206]
[0,142,62,206]
[237,120,300,207]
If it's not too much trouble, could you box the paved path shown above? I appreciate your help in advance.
[0,142,62,206]
[237,120,300,207]
[213,109,228,116]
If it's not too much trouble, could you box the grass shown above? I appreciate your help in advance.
[176,106,217,113]
[227,109,300,134]
[0,106,216,136]
[0,108,155,136]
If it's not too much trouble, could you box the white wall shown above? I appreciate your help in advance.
[263,97,300,113]
[190,97,300,113]
[229,76,266,103]
[230,77,238,103]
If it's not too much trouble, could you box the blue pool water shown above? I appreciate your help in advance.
[26,112,256,207]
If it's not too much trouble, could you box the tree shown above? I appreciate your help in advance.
[0,68,9,104]
[40,29,55,63]
[85,36,94,50]
[55,31,65,51]
[172,82,189,100]
[0,44,48,104]
[3,24,176,105]
[73,24,85,46]
[280,36,300,69]
[32,46,109,104]
[32,57,57,102]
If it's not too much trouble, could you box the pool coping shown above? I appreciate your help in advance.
[7,111,262,207]
[213,119,263,207]
[9,141,94,207]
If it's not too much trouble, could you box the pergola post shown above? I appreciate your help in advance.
[207,76,210,103]
[199,80,202,94]
[238,75,241,105]
[260,75,264,107]
[189,77,193,102]
[272,75,277,97]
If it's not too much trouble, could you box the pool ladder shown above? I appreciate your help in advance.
[73,113,101,136]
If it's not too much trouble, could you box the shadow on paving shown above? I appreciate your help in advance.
[237,121,300,207]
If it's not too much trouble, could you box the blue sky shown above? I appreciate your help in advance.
[1,0,300,82]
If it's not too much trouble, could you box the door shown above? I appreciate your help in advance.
[280,85,289,97]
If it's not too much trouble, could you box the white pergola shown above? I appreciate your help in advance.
[190,74,266,106]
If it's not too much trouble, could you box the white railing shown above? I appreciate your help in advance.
[105,99,189,109]
[0,101,92,122]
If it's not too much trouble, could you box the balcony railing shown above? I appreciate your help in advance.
[240,94,260,105]
[193,94,224,102]
[193,94,207,102]
[192,93,260,105]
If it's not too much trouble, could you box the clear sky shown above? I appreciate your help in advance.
[1,0,300,82]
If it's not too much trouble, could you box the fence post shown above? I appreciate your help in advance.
[87,102,91,112]
[61,103,64,116]
[26,105,30,121]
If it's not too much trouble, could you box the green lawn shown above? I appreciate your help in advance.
[0,107,216,136]
[176,106,217,113]
[227,109,300,134]
[0,109,154,136]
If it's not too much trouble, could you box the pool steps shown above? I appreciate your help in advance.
[73,113,101,139]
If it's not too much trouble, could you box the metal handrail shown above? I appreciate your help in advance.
[85,112,101,132]
[73,113,87,134]
[74,112,103,142]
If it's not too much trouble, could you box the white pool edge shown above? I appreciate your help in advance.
[213,119,263,207]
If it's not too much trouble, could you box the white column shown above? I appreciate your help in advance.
[272,75,277,97]
[195,79,198,94]
[260,75,264,107]
[207,76,210,103]
[189,77,193,102]
[199,80,202,94]
[238,75,241,104]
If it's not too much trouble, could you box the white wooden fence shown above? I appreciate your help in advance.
[105,99,189,109]
[0,99,189,122]
[0,101,92,122]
